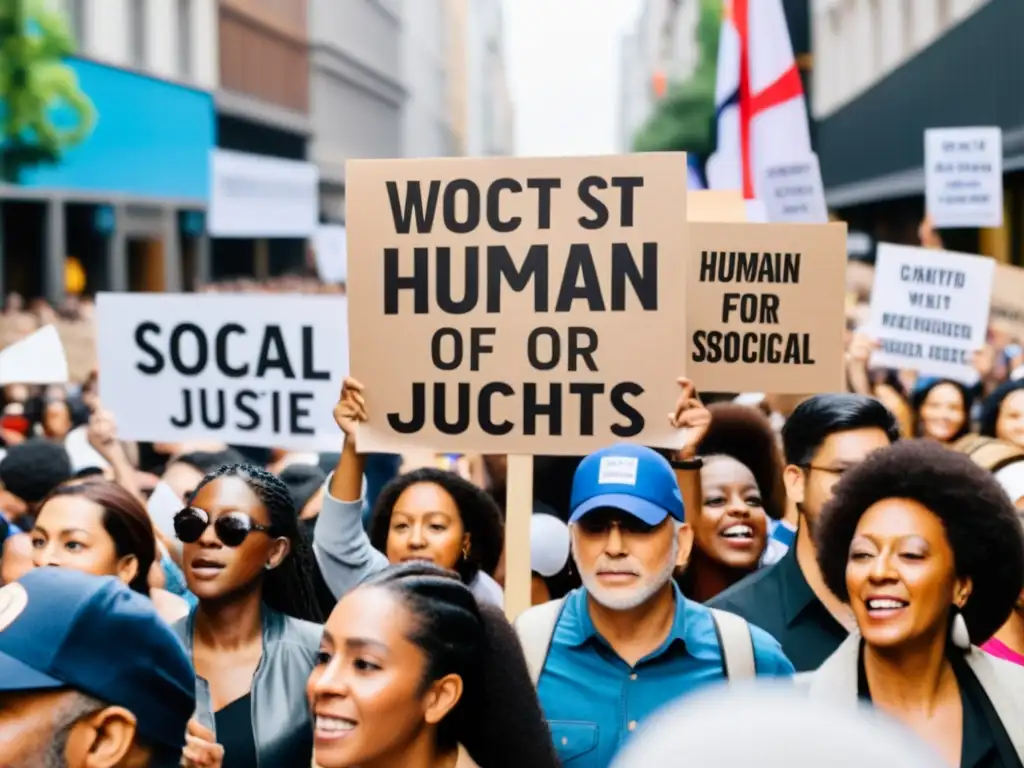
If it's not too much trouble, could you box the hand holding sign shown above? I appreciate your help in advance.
[668,378,711,461]
[87,408,119,453]
[333,377,368,442]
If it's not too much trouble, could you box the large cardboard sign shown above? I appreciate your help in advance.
[345,153,690,455]
[686,222,848,394]
[97,293,349,449]
[925,127,1003,229]
[990,263,1024,343]
[869,243,995,383]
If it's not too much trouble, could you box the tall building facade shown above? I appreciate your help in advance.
[465,0,515,156]
[1,0,218,302]
[401,0,456,158]
[812,0,1024,262]
[616,0,701,153]
[444,0,470,156]
[308,0,405,223]
[211,0,318,281]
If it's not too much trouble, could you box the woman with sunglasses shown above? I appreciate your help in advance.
[170,463,324,768]
[311,378,504,605]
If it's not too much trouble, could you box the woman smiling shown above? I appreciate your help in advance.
[804,440,1024,767]
[307,562,558,768]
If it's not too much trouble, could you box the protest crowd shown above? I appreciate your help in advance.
[4,14,1024,768]
[3,183,1024,768]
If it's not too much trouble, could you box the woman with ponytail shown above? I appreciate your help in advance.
[308,562,559,768]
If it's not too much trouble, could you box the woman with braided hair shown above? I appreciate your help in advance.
[308,561,560,768]
[171,464,323,768]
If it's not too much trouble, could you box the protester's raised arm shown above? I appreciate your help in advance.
[314,377,389,598]
[328,377,366,502]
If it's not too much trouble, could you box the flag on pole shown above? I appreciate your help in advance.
[705,0,811,199]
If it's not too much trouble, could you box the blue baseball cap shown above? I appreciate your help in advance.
[569,444,685,525]
[0,568,196,750]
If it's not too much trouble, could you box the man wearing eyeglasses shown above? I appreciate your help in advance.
[708,393,901,672]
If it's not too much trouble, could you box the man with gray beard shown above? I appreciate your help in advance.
[515,443,793,768]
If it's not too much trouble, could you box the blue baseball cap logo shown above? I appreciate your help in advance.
[569,444,685,525]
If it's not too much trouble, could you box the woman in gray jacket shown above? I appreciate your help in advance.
[805,441,1024,768]
[172,463,324,768]
[312,378,505,607]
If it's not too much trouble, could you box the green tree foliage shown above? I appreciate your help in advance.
[633,0,723,156]
[0,0,96,183]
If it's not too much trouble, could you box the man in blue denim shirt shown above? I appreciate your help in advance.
[531,444,794,767]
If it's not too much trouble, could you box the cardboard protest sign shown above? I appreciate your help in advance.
[925,127,1003,229]
[989,263,1024,342]
[345,153,690,455]
[869,243,995,383]
[96,293,349,449]
[688,190,745,222]
[686,222,848,394]
[0,325,69,385]
[758,154,829,224]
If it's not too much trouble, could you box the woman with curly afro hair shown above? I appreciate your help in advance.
[311,379,505,607]
[802,439,1024,766]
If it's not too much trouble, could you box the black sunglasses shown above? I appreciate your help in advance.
[173,507,273,548]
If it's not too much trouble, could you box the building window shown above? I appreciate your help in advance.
[177,0,193,78]
[127,0,147,68]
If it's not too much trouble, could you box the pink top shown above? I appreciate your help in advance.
[981,637,1024,666]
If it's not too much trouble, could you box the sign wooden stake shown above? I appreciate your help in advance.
[503,454,534,621]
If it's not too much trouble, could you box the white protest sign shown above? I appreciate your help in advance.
[312,224,348,284]
[868,243,995,383]
[0,325,69,385]
[96,293,349,450]
[758,154,828,224]
[925,127,1003,228]
[148,481,184,543]
[745,199,769,223]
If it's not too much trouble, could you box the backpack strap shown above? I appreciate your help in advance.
[708,607,756,681]
[513,597,568,688]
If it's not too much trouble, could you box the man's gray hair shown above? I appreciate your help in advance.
[44,691,106,768]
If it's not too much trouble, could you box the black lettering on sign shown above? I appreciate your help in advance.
[430,328,496,372]
[525,327,600,373]
[385,177,565,235]
[133,323,328,381]
[135,322,164,374]
[879,338,923,358]
[879,313,972,340]
[699,252,801,283]
[168,389,316,435]
[382,171,653,443]
[384,241,658,315]
[170,323,208,376]
[385,381,645,439]
[693,251,816,367]
[576,176,645,230]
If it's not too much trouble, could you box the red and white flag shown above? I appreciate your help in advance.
[705,0,812,199]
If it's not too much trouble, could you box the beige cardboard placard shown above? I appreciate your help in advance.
[346,153,690,455]
[990,263,1024,341]
[687,190,746,222]
[686,221,848,394]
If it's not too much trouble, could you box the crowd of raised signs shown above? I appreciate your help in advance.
[1,220,1024,768]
